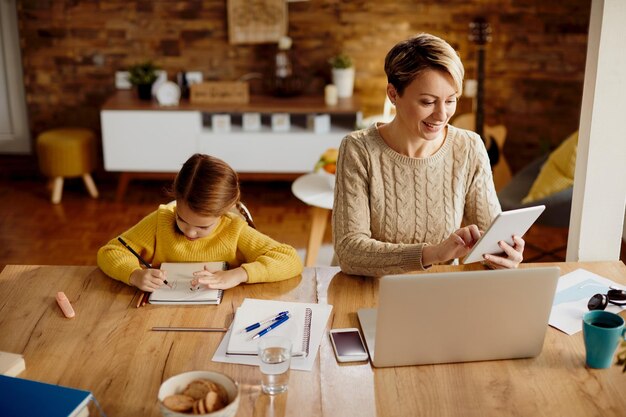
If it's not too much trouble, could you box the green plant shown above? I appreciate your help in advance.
[127,61,159,85]
[329,53,353,69]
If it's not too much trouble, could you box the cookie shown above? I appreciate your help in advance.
[183,379,214,400]
[193,398,206,414]
[210,382,229,405]
[162,394,194,412]
[204,390,224,413]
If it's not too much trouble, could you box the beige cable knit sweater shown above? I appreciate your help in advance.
[332,124,501,276]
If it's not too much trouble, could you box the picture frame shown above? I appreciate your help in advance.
[227,0,287,44]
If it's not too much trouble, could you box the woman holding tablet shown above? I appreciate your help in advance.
[332,33,524,276]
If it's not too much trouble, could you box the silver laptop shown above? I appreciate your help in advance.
[357,267,560,367]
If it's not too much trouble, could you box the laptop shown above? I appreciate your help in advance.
[357,267,560,367]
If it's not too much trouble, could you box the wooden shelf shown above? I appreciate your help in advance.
[102,90,360,114]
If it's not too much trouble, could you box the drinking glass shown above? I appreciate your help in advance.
[258,336,292,395]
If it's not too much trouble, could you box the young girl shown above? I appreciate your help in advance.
[97,153,303,291]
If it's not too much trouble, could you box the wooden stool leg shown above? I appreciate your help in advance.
[82,174,99,198]
[51,177,64,204]
[305,206,330,267]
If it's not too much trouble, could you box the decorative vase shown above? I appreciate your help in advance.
[332,67,355,98]
[136,83,153,101]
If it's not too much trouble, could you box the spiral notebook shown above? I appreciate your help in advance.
[226,298,313,357]
[148,262,227,305]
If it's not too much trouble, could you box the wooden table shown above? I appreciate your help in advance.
[0,266,320,417]
[1,262,625,417]
[316,262,626,417]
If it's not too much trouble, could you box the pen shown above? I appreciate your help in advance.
[244,311,289,332]
[152,326,228,332]
[118,237,169,286]
[252,314,290,340]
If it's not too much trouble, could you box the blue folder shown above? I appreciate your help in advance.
[0,375,92,417]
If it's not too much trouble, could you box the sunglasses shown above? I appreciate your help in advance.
[587,289,626,311]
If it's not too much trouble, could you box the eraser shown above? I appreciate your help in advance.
[56,291,75,318]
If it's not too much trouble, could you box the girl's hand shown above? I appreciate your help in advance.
[129,268,168,292]
[191,266,249,290]
[482,235,525,269]
[423,225,482,266]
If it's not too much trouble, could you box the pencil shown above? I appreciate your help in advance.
[118,236,169,286]
[118,237,151,268]
[152,326,229,332]
[141,291,148,307]
[136,291,146,308]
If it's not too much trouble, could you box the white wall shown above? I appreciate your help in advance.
[0,0,30,153]
[567,0,626,261]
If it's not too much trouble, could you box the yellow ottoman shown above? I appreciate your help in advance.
[36,128,99,204]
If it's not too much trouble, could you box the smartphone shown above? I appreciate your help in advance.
[329,328,369,362]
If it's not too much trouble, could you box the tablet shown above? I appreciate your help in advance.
[461,205,546,264]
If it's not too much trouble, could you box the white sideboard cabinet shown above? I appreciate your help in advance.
[101,91,361,200]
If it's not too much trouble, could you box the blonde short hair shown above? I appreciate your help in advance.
[384,33,464,97]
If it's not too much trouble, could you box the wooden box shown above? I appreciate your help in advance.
[190,82,249,105]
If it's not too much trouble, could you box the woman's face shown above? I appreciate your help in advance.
[390,68,458,141]
[175,200,220,241]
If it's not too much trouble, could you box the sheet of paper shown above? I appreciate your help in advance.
[549,268,626,335]
[212,302,332,371]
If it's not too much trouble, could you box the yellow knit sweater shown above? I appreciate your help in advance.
[97,205,303,285]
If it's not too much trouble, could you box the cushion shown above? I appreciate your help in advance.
[522,131,578,204]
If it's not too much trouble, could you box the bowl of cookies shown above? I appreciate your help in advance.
[158,370,240,417]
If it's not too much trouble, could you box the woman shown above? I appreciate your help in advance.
[332,33,524,276]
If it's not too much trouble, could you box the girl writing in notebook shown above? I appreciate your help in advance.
[98,153,303,291]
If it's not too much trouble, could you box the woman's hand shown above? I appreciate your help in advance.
[423,225,482,266]
[191,266,249,290]
[129,268,168,292]
[482,235,525,269]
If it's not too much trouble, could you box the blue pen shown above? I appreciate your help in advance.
[252,314,290,340]
[244,311,289,332]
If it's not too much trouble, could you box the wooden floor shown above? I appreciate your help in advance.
[0,156,622,271]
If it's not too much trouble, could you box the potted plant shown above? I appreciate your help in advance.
[329,53,355,98]
[128,61,159,100]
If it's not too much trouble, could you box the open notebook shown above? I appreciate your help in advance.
[148,261,227,305]
[226,298,313,357]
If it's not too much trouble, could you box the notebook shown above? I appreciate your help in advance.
[0,351,25,377]
[0,375,92,417]
[357,267,560,367]
[148,261,227,305]
[226,298,313,357]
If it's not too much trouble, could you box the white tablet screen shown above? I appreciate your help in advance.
[461,205,546,264]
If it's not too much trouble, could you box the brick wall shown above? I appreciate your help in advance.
[17,0,591,172]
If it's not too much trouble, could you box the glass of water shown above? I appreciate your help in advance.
[257,336,292,395]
